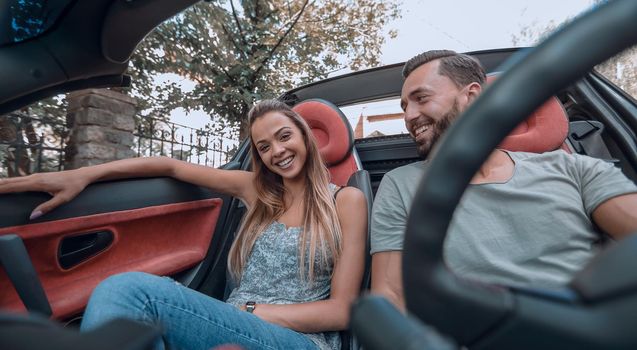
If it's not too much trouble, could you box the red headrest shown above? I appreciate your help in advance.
[292,99,354,165]
[486,75,569,153]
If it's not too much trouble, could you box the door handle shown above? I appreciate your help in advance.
[58,231,114,269]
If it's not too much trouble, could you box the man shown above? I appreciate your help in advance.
[370,49,637,311]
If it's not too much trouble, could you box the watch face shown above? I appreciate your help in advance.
[246,301,256,313]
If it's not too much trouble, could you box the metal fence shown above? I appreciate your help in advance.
[134,117,237,169]
[1,113,238,177]
[0,112,68,177]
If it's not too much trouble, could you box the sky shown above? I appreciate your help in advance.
[378,0,595,65]
[170,0,597,133]
[340,0,597,135]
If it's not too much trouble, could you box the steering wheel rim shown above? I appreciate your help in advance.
[402,0,637,345]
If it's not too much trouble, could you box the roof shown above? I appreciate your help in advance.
[281,48,525,106]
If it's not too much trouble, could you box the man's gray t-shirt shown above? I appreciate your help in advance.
[370,150,637,287]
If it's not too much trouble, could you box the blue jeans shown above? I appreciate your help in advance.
[80,272,319,350]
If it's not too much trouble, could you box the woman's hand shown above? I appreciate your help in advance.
[0,156,258,220]
[0,169,91,219]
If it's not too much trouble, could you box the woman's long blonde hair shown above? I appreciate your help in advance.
[228,99,343,283]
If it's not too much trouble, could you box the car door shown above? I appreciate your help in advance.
[0,0,246,323]
[0,140,250,321]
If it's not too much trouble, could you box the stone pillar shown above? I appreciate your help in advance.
[65,89,137,169]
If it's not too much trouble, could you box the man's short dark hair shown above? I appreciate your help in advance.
[402,50,486,88]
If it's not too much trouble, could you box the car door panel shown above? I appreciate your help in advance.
[0,176,237,320]
[0,177,222,228]
[0,198,222,319]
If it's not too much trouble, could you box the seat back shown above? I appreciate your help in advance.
[292,98,360,186]
[486,75,570,153]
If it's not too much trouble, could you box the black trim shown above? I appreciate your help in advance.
[280,49,522,106]
[0,177,217,229]
[101,0,199,63]
[58,230,114,270]
[0,75,130,115]
[0,316,160,350]
[354,134,420,195]
[575,78,637,170]
[0,0,196,114]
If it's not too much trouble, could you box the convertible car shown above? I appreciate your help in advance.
[1,0,637,349]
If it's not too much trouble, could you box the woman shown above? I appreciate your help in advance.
[0,100,367,350]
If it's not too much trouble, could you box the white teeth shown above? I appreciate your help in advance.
[276,156,294,168]
[415,124,430,136]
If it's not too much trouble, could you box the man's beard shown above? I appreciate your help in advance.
[415,101,460,159]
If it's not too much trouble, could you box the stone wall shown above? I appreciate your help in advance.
[65,89,137,169]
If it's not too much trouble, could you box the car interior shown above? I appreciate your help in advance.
[2,0,637,349]
[352,1,637,349]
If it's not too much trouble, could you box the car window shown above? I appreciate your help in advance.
[595,45,637,100]
[0,0,73,46]
[341,98,408,139]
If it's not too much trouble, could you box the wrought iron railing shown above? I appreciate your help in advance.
[134,117,237,168]
[0,112,68,177]
[1,113,238,177]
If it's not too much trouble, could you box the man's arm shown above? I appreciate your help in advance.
[573,154,637,241]
[368,168,413,312]
[371,251,405,312]
[592,193,637,240]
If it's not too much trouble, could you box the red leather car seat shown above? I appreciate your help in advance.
[292,99,360,186]
[486,75,570,153]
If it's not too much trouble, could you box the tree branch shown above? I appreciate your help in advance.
[298,4,346,25]
[221,23,248,60]
[253,0,310,78]
[230,0,250,48]
[189,7,240,83]
[203,4,247,61]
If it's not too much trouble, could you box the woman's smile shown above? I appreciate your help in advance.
[276,155,295,169]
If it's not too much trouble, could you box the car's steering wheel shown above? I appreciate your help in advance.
[352,0,637,349]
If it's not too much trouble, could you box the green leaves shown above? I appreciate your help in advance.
[127,0,401,138]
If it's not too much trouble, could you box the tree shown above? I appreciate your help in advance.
[128,0,400,138]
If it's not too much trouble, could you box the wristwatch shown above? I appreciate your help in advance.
[245,301,256,313]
